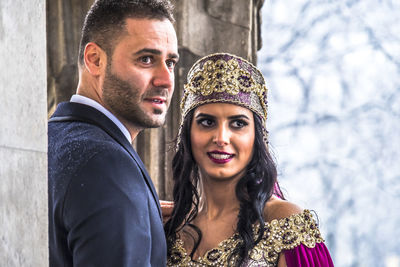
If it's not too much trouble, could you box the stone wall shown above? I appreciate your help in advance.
[0,0,48,266]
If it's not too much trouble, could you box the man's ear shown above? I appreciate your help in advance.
[83,42,107,76]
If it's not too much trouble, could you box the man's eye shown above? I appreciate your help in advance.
[140,56,152,64]
[166,60,176,69]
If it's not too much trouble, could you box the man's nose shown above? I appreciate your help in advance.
[153,62,174,89]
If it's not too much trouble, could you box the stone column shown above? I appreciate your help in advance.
[0,0,48,266]
[47,0,94,116]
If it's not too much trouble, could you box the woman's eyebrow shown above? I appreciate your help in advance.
[228,114,250,120]
[195,113,250,120]
[195,113,215,119]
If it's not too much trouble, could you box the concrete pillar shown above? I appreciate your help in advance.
[0,0,48,266]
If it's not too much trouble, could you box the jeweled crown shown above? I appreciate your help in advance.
[181,53,269,125]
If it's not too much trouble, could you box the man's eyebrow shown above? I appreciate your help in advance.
[134,48,161,56]
[134,48,179,60]
[169,53,179,60]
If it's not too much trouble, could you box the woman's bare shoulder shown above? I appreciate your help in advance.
[263,195,303,223]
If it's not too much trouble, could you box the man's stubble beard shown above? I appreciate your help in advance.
[102,63,169,129]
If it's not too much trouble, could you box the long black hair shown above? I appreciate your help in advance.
[164,109,283,266]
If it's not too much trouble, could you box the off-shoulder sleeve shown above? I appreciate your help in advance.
[245,209,334,266]
[278,210,334,266]
[285,242,334,267]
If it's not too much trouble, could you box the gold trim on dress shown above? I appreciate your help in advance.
[167,209,325,267]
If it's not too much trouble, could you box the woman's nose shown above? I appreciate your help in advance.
[213,125,230,146]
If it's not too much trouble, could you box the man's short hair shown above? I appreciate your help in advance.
[78,0,174,66]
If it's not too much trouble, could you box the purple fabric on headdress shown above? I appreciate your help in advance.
[201,54,235,65]
[182,52,268,123]
[195,91,251,106]
[285,243,334,267]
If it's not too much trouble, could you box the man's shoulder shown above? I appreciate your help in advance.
[50,120,118,151]
[48,120,129,179]
[49,101,128,148]
[47,122,138,204]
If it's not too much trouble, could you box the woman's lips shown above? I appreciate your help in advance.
[207,151,234,164]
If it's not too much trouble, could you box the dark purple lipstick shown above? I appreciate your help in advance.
[207,150,234,164]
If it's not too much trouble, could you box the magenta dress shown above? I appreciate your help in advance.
[285,241,333,266]
[167,209,334,266]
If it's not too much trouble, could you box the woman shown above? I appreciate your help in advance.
[164,53,334,266]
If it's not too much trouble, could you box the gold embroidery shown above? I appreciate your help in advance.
[167,210,324,267]
[184,59,265,96]
[181,53,269,121]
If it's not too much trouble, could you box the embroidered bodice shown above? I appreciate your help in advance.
[167,210,325,267]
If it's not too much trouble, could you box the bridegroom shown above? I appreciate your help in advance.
[48,0,179,266]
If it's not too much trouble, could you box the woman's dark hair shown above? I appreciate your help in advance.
[164,109,284,266]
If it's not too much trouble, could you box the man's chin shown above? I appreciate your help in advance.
[139,114,167,128]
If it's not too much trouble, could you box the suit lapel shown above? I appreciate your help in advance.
[50,102,162,218]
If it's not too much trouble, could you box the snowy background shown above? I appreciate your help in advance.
[258,1,400,266]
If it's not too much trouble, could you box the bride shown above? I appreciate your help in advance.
[164,53,334,266]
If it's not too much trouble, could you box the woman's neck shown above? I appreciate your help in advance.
[197,175,240,221]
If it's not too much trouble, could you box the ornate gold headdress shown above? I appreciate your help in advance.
[178,53,270,144]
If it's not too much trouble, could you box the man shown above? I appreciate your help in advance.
[48,0,178,266]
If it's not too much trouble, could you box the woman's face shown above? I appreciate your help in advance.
[190,103,255,182]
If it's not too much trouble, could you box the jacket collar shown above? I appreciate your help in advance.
[50,101,162,218]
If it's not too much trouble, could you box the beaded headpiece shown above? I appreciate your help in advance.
[179,53,269,144]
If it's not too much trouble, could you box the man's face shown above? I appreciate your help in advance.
[102,18,178,130]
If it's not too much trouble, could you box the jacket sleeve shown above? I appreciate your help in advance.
[284,242,334,267]
[62,148,159,267]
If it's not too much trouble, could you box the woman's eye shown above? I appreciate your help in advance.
[231,120,247,128]
[198,119,214,127]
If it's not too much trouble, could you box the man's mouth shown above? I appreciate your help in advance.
[145,97,166,105]
[151,99,164,104]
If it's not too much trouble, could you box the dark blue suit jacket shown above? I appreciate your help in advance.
[48,102,166,267]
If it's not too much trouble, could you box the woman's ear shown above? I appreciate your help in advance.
[83,42,107,76]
